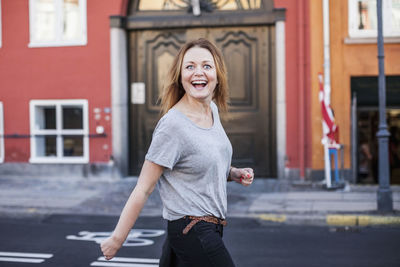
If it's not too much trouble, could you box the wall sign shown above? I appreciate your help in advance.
[131,83,146,104]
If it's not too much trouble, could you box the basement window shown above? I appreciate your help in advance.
[29,100,89,163]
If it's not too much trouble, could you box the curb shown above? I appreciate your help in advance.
[326,214,400,226]
[254,213,400,227]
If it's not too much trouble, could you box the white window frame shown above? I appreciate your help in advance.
[29,99,89,163]
[0,102,4,163]
[349,0,400,38]
[28,0,87,47]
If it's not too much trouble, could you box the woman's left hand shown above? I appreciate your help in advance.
[230,167,254,186]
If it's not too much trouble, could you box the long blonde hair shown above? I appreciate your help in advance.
[159,38,229,116]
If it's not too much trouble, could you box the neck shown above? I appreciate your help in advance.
[181,94,212,115]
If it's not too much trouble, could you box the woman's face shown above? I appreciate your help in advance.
[181,46,218,102]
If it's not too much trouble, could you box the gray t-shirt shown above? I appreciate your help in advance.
[145,101,233,221]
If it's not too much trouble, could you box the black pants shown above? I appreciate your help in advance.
[159,217,236,267]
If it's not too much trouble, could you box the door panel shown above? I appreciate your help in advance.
[129,27,276,176]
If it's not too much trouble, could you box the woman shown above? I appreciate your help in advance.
[101,38,254,267]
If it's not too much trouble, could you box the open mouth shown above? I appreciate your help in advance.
[191,80,208,90]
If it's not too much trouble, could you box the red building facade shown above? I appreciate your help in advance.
[275,0,311,179]
[0,0,312,180]
[0,0,124,176]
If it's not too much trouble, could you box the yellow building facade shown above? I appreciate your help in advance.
[310,0,400,183]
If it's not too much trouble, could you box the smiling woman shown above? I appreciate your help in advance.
[100,38,254,267]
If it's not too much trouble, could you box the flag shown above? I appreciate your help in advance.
[318,73,339,144]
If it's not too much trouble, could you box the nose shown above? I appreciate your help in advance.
[193,66,204,76]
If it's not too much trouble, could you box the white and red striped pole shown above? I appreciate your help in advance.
[319,73,338,188]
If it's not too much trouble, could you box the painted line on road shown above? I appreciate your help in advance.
[0,257,44,263]
[96,257,159,263]
[256,214,287,223]
[0,252,53,258]
[0,251,53,264]
[91,257,159,267]
[90,262,158,267]
[326,215,400,226]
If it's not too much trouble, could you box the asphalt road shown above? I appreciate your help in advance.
[0,215,399,267]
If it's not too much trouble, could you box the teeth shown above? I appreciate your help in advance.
[192,81,207,85]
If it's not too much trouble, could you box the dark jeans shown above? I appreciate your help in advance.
[159,217,236,267]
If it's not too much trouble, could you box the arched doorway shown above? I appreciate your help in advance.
[121,0,285,176]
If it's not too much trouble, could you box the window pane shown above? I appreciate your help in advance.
[357,0,377,30]
[35,106,56,130]
[63,135,83,156]
[33,0,56,41]
[392,0,400,31]
[63,0,82,40]
[139,0,179,10]
[36,135,57,157]
[62,106,83,129]
[219,0,262,10]
[138,0,261,11]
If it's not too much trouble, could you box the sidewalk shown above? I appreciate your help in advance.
[0,175,399,227]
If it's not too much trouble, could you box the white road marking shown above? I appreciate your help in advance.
[90,257,160,267]
[0,251,53,264]
[90,262,158,267]
[0,252,53,258]
[0,257,44,263]
[97,257,159,263]
[67,229,165,247]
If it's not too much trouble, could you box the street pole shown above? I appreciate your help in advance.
[376,0,393,212]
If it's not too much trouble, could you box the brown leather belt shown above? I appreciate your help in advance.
[182,215,227,235]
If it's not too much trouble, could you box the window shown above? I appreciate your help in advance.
[349,0,400,38]
[29,0,87,47]
[0,102,4,163]
[30,100,89,163]
[138,0,262,11]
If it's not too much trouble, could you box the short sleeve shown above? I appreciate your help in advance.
[145,129,181,170]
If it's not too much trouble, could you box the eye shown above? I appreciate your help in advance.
[204,64,212,70]
[186,65,194,70]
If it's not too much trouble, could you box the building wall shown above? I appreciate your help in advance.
[0,0,123,164]
[274,0,312,178]
[309,0,400,171]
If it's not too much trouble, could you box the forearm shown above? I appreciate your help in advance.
[101,160,162,260]
[228,166,240,183]
[111,184,153,245]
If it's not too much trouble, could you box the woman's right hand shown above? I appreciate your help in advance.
[100,160,163,261]
[100,235,123,260]
[229,167,254,186]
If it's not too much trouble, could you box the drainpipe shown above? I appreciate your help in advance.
[298,0,306,179]
[276,20,286,179]
[110,22,129,177]
[322,0,331,107]
[322,0,332,186]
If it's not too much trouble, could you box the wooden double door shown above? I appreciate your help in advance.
[129,27,276,177]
